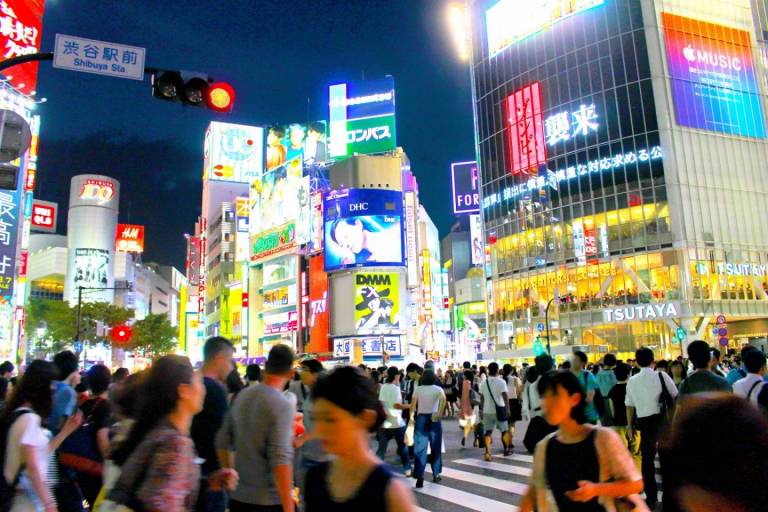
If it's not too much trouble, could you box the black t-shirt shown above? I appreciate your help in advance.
[608,383,628,427]
[81,397,112,431]
[191,377,228,475]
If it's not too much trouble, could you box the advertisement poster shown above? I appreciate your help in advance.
[251,223,296,263]
[663,12,766,138]
[404,192,418,286]
[329,77,396,158]
[307,255,329,353]
[572,221,586,266]
[469,214,483,265]
[115,224,144,253]
[324,188,404,271]
[204,122,265,183]
[254,156,303,233]
[0,1,45,94]
[354,272,400,335]
[263,255,296,286]
[506,82,547,175]
[235,197,249,233]
[451,161,480,214]
[73,248,110,298]
[295,175,311,245]
[309,191,324,253]
[266,121,327,171]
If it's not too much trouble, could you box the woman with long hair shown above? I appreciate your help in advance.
[305,366,416,511]
[1,360,82,512]
[458,370,478,448]
[108,355,211,512]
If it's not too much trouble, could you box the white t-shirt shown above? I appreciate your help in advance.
[413,385,445,415]
[379,383,405,429]
[4,409,49,486]
[505,375,520,399]
[481,376,509,415]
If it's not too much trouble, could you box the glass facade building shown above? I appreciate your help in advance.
[470,0,768,359]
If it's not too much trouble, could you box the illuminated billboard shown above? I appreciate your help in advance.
[266,121,328,171]
[354,272,400,335]
[204,122,265,183]
[469,214,483,266]
[0,1,45,94]
[0,189,21,297]
[252,156,303,234]
[323,188,404,271]
[251,222,296,263]
[662,12,766,139]
[451,161,479,214]
[30,199,56,233]
[486,0,604,57]
[506,82,547,176]
[78,178,116,205]
[307,255,329,353]
[72,248,110,299]
[309,191,323,253]
[115,224,144,253]
[329,77,396,158]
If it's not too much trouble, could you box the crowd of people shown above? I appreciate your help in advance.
[0,337,766,512]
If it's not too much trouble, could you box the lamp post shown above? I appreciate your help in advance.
[544,297,557,355]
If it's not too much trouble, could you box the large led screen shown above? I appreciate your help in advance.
[354,271,400,335]
[266,121,328,171]
[323,189,404,271]
[204,122,265,183]
[663,12,766,139]
[329,77,396,158]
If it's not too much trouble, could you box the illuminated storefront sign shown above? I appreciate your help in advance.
[483,145,663,208]
[263,285,296,310]
[329,77,396,158]
[604,302,680,323]
[79,178,115,204]
[486,0,604,57]
[451,161,479,214]
[333,335,402,359]
[30,199,55,233]
[404,192,418,286]
[0,1,45,94]
[662,12,766,138]
[506,82,546,176]
[251,223,296,262]
[699,262,768,277]
[115,223,144,253]
[544,104,599,146]
[204,122,265,182]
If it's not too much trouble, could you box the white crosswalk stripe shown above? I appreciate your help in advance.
[415,479,520,512]
[453,458,532,477]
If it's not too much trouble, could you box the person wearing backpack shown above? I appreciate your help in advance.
[572,351,601,425]
[733,349,767,406]
[520,370,645,512]
[1,360,82,512]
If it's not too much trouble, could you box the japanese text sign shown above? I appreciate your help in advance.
[506,82,547,176]
[0,188,20,296]
[0,1,45,94]
[53,34,146,80]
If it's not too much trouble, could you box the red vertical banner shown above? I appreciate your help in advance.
[506,81,547,175]
[306,254,329,354]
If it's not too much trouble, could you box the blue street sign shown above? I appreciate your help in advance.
[537,323,545,332]
[73,341,83,353]
[54,34,146,80]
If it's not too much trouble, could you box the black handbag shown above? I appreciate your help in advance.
[523,415,556,453]
[486,379,509,422]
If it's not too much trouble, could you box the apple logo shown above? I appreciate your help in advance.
[683,44,696,62]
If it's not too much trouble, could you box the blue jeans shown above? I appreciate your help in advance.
[413,414,442,479]
[376,426,411,470]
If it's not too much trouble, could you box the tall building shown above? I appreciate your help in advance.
[469,0,768,358]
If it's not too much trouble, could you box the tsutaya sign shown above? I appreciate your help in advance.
[716,262,767,277]
[604,302,680,324]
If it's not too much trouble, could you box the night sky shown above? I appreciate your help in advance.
[32,0,475,270]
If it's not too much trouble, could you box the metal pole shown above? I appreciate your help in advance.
[75,286,82,342]
[545,298,554,355]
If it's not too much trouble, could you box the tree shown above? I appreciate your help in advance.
[130,313,177,359]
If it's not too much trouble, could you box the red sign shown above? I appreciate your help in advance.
[115,224,145,253]
[584,218,598,258]
[242,292,249,308]
[306,255,329,354]
[30,199,56,233]
[506,82,547,175]
[18,250,27,276]
[0,1,45,94]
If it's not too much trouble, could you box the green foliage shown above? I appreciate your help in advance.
[131,313,177,359]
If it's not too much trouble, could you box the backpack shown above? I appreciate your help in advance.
[58,398,106,476]
[0,408,32,512]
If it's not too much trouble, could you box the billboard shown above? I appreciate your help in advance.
[506,82,547,175]
[323,188,404,271]
[404,192,418,286]
[354,272,400,335]
[235,197,249,233]
[264,310,298,335]
[251,222,296,263]
[486,0,604,57]
[78,178,116,205]
[187,235,201,287]
[333,336,402,359]
[252,156,303,234]
[72,248,110,298]
[266,121,328,171]
[115,224,144,253]
[469,214,483,265]
[451,161,480,214]
[30,199,56,233]
[307,254,329,353]
[0,1,45,94]
[0,189,21,297]
[662,12,766,139]
[204,122,265,183]
[329,77,396,158]
[309,191,323,253]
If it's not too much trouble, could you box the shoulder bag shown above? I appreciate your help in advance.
[657,373,675,423]
[486,379,509,422]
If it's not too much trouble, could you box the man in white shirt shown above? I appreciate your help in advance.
[377,367,412,475]
[625,347,678,508]
[480,362,511,461]
[733,349,767,406]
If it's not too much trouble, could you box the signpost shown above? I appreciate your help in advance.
[53,34,146,80]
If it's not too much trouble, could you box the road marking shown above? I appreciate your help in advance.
[415,480,520,512]
[426,466,528,495]
[454,458,532,477]
[492,453,533,464]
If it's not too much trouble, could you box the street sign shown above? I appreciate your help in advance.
[53,34,146,80]
[73,340,83,353]
[716,314,726,325]
[719,337,729,347]
[537,322,545,332]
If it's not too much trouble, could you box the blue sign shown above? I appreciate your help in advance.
[323,188,404,272]
[537,323,545,332]
[53,34,146,80]
[0,163,22,299]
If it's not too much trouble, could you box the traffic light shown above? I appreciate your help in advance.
[110,324,133,344]
[151,71,235,112]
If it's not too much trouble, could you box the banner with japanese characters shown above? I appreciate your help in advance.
[0,185,22,298]
[333,335,402,360]
[0,1,45,94]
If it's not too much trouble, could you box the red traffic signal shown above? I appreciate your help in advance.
[111,324,133,344]
[206,82,235,112]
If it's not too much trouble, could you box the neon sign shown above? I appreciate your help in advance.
[544,104,599,146]
[506,82,547,176]
[79,179,115,203]
[483,145,663,209]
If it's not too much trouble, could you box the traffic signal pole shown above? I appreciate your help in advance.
[545,297,556,355]
[0,51,160,75]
